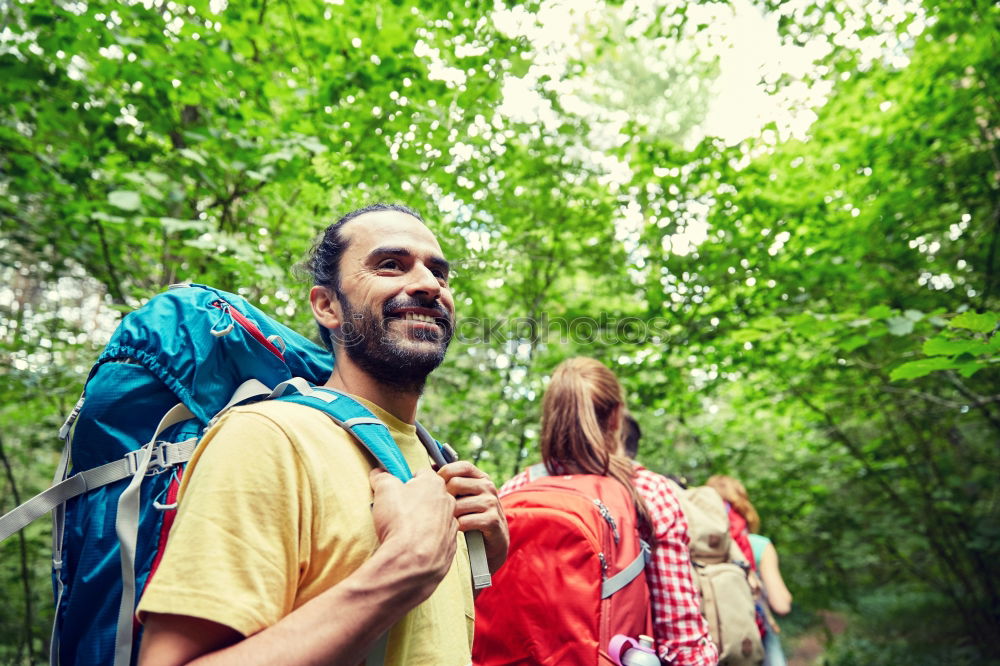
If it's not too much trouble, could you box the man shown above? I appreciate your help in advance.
[622,410,641,459]
[137,204,509,665]
[619,412,719,665]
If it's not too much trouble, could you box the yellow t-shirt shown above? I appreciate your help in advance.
[137,397,474,665]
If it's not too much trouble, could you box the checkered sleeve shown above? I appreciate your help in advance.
[498,469,532,497]
[635,468,719,666]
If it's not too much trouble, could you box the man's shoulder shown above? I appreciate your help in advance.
[633,465,675,490]
[210,399,353,445]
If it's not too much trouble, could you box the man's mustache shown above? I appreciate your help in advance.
[381,297,453,334]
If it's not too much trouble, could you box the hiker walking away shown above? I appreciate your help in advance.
[626,420,762,665]
[482,358,718,665]
[704,476,757,575]
[707,476,793,666]
[136,204,509,665]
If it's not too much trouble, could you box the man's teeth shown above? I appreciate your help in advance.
[402,312,436,324]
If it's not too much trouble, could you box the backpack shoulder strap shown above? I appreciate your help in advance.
[269,380,494,593]
[274,384,413,482]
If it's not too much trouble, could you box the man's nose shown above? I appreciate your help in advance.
[405,262,442,300]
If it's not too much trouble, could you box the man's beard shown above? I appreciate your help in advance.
[335,292,454,393]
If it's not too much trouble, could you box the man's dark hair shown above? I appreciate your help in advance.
[305,203,424,351]
[623,412,641,459]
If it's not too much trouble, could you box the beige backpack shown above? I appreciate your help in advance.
[667,480,764,666]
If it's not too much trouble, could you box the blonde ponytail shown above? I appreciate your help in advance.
[540,358,651,531]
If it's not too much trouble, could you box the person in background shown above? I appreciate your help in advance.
[622,410,641,459]
[707,475,792,666]
[704,475,756,569]
[501,358,718,666]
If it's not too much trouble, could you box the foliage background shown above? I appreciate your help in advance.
[1,0,998,663]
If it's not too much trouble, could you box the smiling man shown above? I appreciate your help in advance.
[136,204,508,666]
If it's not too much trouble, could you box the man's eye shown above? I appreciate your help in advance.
[377,260,401,271]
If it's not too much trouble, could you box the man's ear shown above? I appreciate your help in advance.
[310,285,342,333]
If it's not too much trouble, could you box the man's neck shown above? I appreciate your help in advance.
[323,360,422,424]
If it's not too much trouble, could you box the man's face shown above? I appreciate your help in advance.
[332,210,455,390]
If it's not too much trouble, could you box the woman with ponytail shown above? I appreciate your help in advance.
[496,358,718,666]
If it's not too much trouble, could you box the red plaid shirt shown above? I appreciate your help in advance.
[500,464,719,666]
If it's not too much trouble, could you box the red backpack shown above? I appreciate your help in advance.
[473,464,654,665]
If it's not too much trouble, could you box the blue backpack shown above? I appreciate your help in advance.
[0,283,482,665]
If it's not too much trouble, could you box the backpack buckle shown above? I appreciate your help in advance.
[125,444,169,476]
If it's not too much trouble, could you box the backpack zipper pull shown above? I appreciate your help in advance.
[594,499,620,543]
[598,552,608,579]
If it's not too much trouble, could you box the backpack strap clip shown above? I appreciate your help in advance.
[125,439,198,476]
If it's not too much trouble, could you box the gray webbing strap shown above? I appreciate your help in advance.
[343,417,385,428]
[50,410,76,666]
[114,403,195,666]
[0,440,198,543]
[220,378,272,412]
[268,377,316,399]
[601,540,651,599]
[205,378,281,430]
[414,425,492,591]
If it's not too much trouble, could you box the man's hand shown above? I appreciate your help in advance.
[437,461,509,574]
[370,468,459,591]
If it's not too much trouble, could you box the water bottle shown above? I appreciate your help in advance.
[610,634,660,666]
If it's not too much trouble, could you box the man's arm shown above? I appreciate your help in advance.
[139,468,459,666]
[437,461,509,574]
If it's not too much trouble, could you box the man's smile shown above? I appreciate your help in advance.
[383,304,452,335]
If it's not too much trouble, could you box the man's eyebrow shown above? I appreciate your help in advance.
[368,247,450,274]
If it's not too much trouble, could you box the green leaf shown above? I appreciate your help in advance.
[731,328,765,343]
[866,305,893,319]
[949,311,998,334]
[158,217,209,234]
[886,316,915,336]
[93,211,127,223]
[262,149,297,165]
[889,357,956,381]
[922,337,989,357]
[956,361,984,378]
[754,315,784,331]
[839,335,869,352]
[108,190,141,211]
[179,148,208,166]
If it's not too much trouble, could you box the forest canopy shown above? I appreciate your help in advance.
[1,0,998,663]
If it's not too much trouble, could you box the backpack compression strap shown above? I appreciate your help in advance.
[0,433,197,542]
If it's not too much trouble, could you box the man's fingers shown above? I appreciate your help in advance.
[437,461,489,483]
[454,494,494,516]
[443,475,495,498]
[369,467,401,491]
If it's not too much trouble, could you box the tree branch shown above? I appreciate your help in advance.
[93,219,127,307]
[0,434,34,665]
